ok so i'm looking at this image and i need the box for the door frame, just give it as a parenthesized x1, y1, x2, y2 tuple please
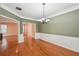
(0, 14, 19, 41)
(22, 22, 36, 38)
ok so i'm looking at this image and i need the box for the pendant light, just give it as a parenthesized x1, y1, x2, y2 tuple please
(38, 3, 50, 24)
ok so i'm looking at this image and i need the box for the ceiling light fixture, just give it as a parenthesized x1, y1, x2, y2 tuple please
(38, 3, 50, 24)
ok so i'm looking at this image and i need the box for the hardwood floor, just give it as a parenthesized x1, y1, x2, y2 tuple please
(0, 36, 79, 56)
(37, 39, 79, 56)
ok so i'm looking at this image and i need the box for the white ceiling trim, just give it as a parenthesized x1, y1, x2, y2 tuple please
(0, 14, 19, 23)
(1, 4, 38, 21)
(46, 5, 79, 19)
(1, 4, 79, 21)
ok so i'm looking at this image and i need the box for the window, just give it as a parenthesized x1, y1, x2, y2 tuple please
(0, 24, 7, 36)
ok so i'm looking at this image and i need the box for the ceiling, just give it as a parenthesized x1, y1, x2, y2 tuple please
(1, 3, 79, 21)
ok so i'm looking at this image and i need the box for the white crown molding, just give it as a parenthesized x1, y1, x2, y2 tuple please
(46, 5, 79, 19)
(0, 14, 19, 23)
(0, 4, 38, 21)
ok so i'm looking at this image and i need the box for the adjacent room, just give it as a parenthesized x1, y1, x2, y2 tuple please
(0, 3, 79, 56)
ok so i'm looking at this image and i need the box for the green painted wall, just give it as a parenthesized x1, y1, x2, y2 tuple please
(0, 7, 20, 20)
(39, 9, 79, 37)
(1, 6, 79, 37)
(0, 7, 40, 33)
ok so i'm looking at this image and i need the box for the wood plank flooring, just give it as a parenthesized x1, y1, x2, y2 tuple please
(0, 36, 79, 56)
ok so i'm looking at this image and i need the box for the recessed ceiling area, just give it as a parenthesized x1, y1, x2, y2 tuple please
(0, 3, 79, 21)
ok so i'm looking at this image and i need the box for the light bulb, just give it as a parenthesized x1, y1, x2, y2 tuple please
(45, 19, 50, 22)
(38, 19, 42, 22)
(41, 18, 45, 21)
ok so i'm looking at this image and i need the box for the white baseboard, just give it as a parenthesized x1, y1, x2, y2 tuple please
(35, 33, 79, 52)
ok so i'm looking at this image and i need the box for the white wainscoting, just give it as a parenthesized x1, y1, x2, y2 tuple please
(16, 33, 79, 52)
(35, 33, 79, 52)
(35, 33, 40, 39)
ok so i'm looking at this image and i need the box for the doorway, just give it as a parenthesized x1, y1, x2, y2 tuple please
(23, 22, 36, 47)
(0, 15, 19, 47)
